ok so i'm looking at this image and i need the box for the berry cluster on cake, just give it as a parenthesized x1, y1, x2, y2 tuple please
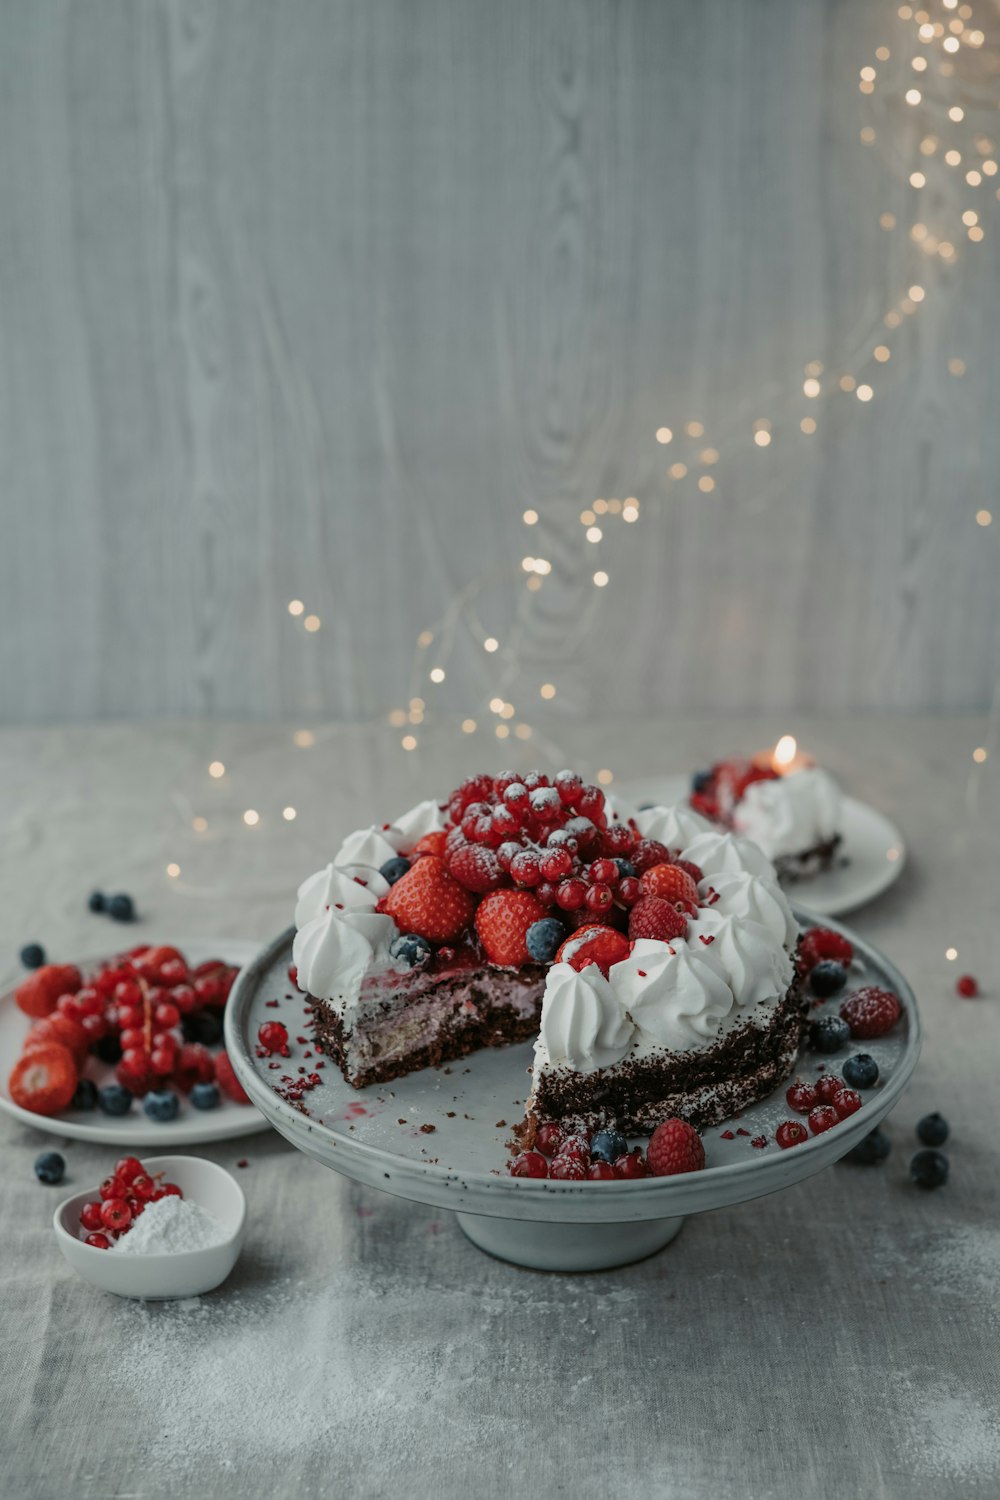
(292, 771, 808, 1136)
(689, 752, 843, 880)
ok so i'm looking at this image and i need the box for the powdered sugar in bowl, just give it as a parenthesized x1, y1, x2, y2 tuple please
(54, 1155, 246, 1300)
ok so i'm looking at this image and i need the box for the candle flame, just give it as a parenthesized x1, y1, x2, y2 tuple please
(773, 735, 798, 770)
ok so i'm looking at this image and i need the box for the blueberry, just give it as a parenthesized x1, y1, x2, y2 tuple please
(591, 1127, 628, 1164)
(691, 770, 713, 794)
(843, 1053, 879, 1090)
(98, 1082, 133, 1116)
(810, 1015, 850, 1054)
(379, 856, 411, 886)
(910, 1148, 949, 1189)
(190, 1081, 221, 1111)
(810, 960, 848, 998)
(71, 1078, 99, 1111)
(19, 943, 46, 970)
(917, 1111, 949, 1147)
(107, 893, 136, 923)
(88, 890, 106, 913)
(181, 1010, 223, 1046)
(845, 1127, 891, 1165)
(525, 918, 566, 964)
(143, 1090, 180, 1123)
(93, 1033, 123, 1065)
(34, 1151, 65, 1185)
(613, 859, 637, 879)
(389, 934, 432, 971)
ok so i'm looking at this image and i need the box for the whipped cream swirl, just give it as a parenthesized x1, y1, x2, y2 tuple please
(610, 939, 735, 1050)
(294, 862, 389, 930)
(635, 803, 713, 850)
(700, 869, 798, 950)
(678, 828, 775, 881)
(389, 799, 447, 852)
(733, 767, 842, 861)
(537, 962, 636, 1070)
(687, 908, 793, 1013)
(292, 908, 396, 1008)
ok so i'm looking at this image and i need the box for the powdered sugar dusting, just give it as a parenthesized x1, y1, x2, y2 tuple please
(113, 1195, 227, 1255)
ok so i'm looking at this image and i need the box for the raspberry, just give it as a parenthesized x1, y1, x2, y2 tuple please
(808, 1104, 839, 1135)
(613, 1149, 649, 1179)
(630, 840, 672, 875)
(555, 925, 630, 978)
(8, 1044, 78, 1116)
(533, 1122, 564, 1157)
(639, 864, 700, 911)
(839, 987, 902, 1039)
(214, 1050, 252, 1104)
(956, 974, 979, 998)
(382, 855, 477, 943)
(509, 1152, 548, 1179)
(775, 1120, 809, 1149)
(587, 1161, 617, 1180)
(814, 1074, 844, 1104)
(786, 1081, 817, 1113)
(475, 889, 547, 966)
(647, 1119, 705, 1176)
(628, 896, 688, 943)
(448, 843, 506, 894)
(14, 964, 83, 1020)
(833, 1087, 863, 1120)
(549, 1155, 586, 1180)
(798, 927, 854, 972)
(674, 860, 703, 884)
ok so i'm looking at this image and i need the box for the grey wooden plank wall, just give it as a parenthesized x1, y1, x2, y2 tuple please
(0, 0, 997, 727)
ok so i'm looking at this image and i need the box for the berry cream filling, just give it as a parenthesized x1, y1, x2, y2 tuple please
(731, 766, 842, 862)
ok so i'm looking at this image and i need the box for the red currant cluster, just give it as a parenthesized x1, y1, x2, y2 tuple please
(780, 1073, 862, 1143)
(78, 1155, 183, 1249)
(509, 1122, 651, 1181)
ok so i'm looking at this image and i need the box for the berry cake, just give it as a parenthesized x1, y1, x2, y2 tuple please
(292, 772, 808, 1136)
(689, 755, 842, 880)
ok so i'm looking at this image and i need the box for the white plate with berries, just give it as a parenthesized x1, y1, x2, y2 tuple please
(617, 775, 906, 917)
(224, 911, 920, 1271)
(0, 940, 270, 1146)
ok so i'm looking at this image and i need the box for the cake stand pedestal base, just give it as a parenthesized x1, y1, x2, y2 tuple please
(455, 1212, 686, 1272)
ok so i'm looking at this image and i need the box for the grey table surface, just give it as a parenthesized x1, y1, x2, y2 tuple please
(1, 715, 998, 1500)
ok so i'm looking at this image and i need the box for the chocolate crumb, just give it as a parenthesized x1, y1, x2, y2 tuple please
(495, 1120, 507, 1128)
(419, 1123, 436, 1134)
(446, 1111, 456, 1118)
(397, 1118, 407, 1125)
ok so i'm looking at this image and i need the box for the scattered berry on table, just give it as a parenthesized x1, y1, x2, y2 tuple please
(143, 1090, 180, 1123)
(956, 974, 979, 999)
(379, 856, 411, 886)
(845, 1127, 891, 1165)
(107, 893, 136, 923)
(807, 1105, 840, 1135)
(843, 1053, 879, 1090)
(190, 1081, 221, 1111)
(509, 1151, 549, 1178)
(526, 918, 568, 964)
(810, 1016, 850, 1054)
(916, 1112, 949, 1147)
(88, 891, 106, 913)
(19, 943, 46, 970)
(590, 1127, 628, 1164)
(814, 1074, 845, 1104)
(647, 1118, 706, 1176)
(840, 987, 902, 1039)
(34, 1151, 65, 1185)
(97, 1083, 133, 1116)
(798, 927, 854, 972)
(71, 1078, 99, 1111)
(809, 960, 848, 998)
(786, 1081, 818, 1113)
(910, 1149, 949, 1189)
(775, 1120, 809, 1149)
(832, 1087, 863, 1120)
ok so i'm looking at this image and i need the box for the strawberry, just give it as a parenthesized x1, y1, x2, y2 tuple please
(647, 1118, 705, 1176)
(411, 830, 448, 859)
(475, 890, 546, 966)
(214, 1050, 252, 1104)
(839, 987, 902, 1039)
(447, 843, 507, 894)
(628, 897, 688, 943)
(8, 1043, 78, 1116)
(630, 840, 673, 874)
(555, 924, 631, 978)
(383, 855, 476, 943)
(15, 964, 82, 1020)
(24, 1013, 89, 1066)
(639, 864, 700, 912)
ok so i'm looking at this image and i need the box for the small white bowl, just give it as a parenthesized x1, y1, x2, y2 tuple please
(54, 1154, 246, 1300)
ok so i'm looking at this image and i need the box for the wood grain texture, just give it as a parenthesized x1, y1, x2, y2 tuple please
(0, 0, 998, 725)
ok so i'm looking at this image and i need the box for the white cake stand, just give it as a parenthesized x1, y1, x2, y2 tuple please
(224, 909, 919, 1271)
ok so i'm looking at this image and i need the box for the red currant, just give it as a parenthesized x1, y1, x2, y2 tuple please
(55, 994, 82, 1019)
(589, 859, 619, 887)
(613, 1149, 649, 1179)
(496, 841, 522, 873)
(833, 1087, 862, 1119)
(554, 770, 583, 805)
(194, 975, 222, 1006)
(535, 882, 557, 907)
(114, 979, 142, 1007)
(120, 1027, 145, 1051)
(491, 805, 521, 839)
(785, 1081, 818, 1113)
(587, 1161, 617, 1180)
(509, 1152, 548, 1179)
(585, 882, 613, 913)
(170, 983, 197, 1014)
(534, 1122, 564, 1157)
(150, 1047, 175, 1076)
(258, 1021, 289, 1055)
(600, 825, 635, 856)
(540, 848, 573, 881)
(159, 1181, 183, 1198)
(115, 1156, 144, 1184)
(85, 1233, 112, 1250)
(808, 1105, 840, 1135)
(510, 850, 542, 887)
(80, 1013, 109, 1042)
(131, 1174, 157, 1201)
(503, 782, 530, 813)
(80, 1202, 104, 1232)
(159, 959, 188, 985)
(556, 878, 588, 911)
(814, 1074, 844, 1105)
(100, 1197, 132, 1232)
(117, 1005, 144, 1032)
(559, 1134, 591, 1162)
(775, 1120, 809, 1149)
(154, 1001, 180, 1031)
(521, 772, 549, 791)
(549, 1155, 586, 1180)
(576, 785, 605, 822)
(99, 1175, 126, 1201)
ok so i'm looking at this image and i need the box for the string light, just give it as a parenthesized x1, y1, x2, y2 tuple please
(593, 571, 609, 587)
(803, 378, 821, 397)
(417, 630, 434, 648)
(429, 667, 446, 683)
(166, 863, 181, 879)
(874, 345, 891, 361)
(800, 417, 817, 434)
(539, 684, 557, 700)
(401, 735, 417, 752)
(656, 427, 673, 444)
(946, 947, 959, 961)
(243, 810, 260, 827)
(192, 817, 208, 833)
(483, 637, 499, 652)
(208, 761, 225, 779)
(461, 719, 477, 734)
(283, 806, 297, 821)
(698, 475, 716, 492)
(596, 769, 614, 786)
(287, 600, 304, 616)
(685, 421, 704, 437)
(522, 509, 538, 526)
(948, 358, 966, 375)
(857, 384, 874, 401)
(293, 730, 315, 748)
(973, 747, 988, 763)
(586, 526, 603, 543)
(303, 614, 321, 633)
(976, 510, 992, 526)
